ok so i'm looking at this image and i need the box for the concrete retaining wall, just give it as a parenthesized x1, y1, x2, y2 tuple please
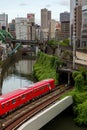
(18, 96, 73, 130)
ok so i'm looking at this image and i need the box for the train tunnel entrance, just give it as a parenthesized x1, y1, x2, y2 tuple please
(58, 69, 74, 86)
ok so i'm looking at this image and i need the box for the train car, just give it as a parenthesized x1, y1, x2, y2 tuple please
(0, 78, 55, 116)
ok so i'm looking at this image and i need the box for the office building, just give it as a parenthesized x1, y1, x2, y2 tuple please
(60, 12, 70, 40)
(41, 8, 51, 41)
(41, 8, 51, 29)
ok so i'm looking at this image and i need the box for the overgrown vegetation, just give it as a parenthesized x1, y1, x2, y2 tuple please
(33, 52, 63, 85)
(64, 68, 87, 126)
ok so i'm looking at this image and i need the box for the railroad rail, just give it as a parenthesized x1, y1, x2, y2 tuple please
(0, 85, 73, 130)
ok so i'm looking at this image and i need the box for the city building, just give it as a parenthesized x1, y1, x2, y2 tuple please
(74, 5, 82, 47)
(70, 0, 87, 46)
(35, 24, 41, 41)
(27, 13, 35, 40)
(9, 19, 16, 38)
(27, 13, 35, 23)
(41, 8, 51, 29)
(41, 8, 51, 41)
(60, 12, 70, 40)
(81, 5, 87, 48)
(60, 12, 70, 22)
(15, 14, 36, 40)
(0, 13, 8, 30)
(15, 17, 28, 40)
(55, 22, 62, 41)
(50, 19, 56, 39)
(70, 0, 82, 45)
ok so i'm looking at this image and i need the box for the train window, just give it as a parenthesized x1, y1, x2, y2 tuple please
(34, 89, 37, 92)
(2, 104, 4, 109)
(30, 92, 32, 94)
(48, 83, 50, 87)
(41, 87, 44, 90)
(17, 97, 21, 101)
(22, 95, 25, 99)
(12, 99, 16, 104)
(6, 102, 10, 106)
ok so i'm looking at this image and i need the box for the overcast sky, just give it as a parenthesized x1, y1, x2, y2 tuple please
(0, 0, 70, 24)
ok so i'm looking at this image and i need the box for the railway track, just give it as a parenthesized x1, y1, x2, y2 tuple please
(0, 85, 73, 130)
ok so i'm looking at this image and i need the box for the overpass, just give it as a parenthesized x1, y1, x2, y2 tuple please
(18, 96, 73, 130)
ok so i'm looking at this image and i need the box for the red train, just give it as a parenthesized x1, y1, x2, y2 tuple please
(0, 79, 55, 116)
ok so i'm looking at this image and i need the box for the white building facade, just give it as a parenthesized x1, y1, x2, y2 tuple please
(15, 18, 28, 40)
(15, 14, 36, 40)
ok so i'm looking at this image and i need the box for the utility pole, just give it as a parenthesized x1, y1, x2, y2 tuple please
(73, 35, 76, 69)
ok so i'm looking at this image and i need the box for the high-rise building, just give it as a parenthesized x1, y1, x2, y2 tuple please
(0, 13, 8, 30)
(81, 5, 87, 48)
(41, 8, 51, 29)
(70, 0, 87, 46)
(70, 0, 82, 45)
(74, 5, 82, 47)
(60, 12, 70, 40)
(60, 12, 70, 22)
(41, 8, 51, 41)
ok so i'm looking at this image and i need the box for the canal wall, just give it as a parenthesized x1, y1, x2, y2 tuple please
(18, 96, 73, 130)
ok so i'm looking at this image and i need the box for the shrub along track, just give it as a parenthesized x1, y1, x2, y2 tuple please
(0, 85, 73, 130)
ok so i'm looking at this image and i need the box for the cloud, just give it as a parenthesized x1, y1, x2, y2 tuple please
(52, 0, 70, 7)
(45, 4, 51, 8)
(19, 3, 27, 6)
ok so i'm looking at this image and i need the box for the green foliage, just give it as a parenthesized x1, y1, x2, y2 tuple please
(72, 68, 87, 91)
(74, 100, 87, 125)
(33, 52, 62, 84)
(72, 71, 80, 79)
(74, 74, 84, 92)
(59, 39, 69, 46)
(65, 89, 87, 125)
(48, 40, 58, 45)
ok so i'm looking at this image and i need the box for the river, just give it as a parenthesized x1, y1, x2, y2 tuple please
(1, 59, 35, 94)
